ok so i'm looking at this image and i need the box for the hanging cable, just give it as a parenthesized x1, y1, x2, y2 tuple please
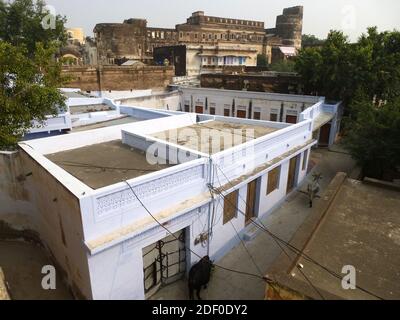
(124, 180, 267, 283)
(213, 163, 385, 300)
(212, 166, 325, 300)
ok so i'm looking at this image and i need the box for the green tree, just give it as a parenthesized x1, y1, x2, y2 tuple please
(295, 28, 400, 105)
(0, 0, 67, 55)
(295, 30, 359, 103)
(269, 60, 296, 73)
(296, 27, 400, 180)
(301, 34, 325, 48)
(343, 93, 400, 180)
(256, 54, 268, 67)
(357, 27, 400, 102)
(0, 0, 67, 149)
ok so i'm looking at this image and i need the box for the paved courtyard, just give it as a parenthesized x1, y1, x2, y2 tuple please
(151, 145, 357, 300)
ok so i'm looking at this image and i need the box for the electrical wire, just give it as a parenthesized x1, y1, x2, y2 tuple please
(212, 191, 284, 300)
(124, 180, 267, 283)
(211, 171, 325, 300)
(213, 163, 385, 300)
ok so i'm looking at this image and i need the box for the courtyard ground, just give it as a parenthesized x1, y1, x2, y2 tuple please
(151, 145, 357, 300)
(0, 241, 73, 300)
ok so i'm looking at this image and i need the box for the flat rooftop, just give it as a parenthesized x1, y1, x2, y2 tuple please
(46, 140, 173, 189)
(63, 91, 89, 98)
(267, 173, 400, 300)
(71, 115, 141, 132)
(150, 120, 279, 154)
(69, 103, 113, 115)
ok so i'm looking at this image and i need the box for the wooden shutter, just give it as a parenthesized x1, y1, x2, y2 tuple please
(223, 190, 238, 225)
(270, 114, 278, 122)
(267, 166, 280, 195)
(237, 110, 247, 118)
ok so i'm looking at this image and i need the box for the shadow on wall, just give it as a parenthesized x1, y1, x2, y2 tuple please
(0, 221, 75, 300)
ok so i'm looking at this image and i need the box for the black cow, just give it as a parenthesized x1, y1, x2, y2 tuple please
(188, 256, 213, 300)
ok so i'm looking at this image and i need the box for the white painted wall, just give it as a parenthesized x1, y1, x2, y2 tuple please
(180, 86, 323, 123)
(11, 97, 327, 300)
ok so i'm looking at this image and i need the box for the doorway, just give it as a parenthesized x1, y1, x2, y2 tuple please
(195, 106, 204, 114)
(142, 229, 187, 298)
(319, 123, 331, 146)
(285, 115, 298, 124)
(237, 110, 247, 119)
(286, 155, 300, 194)
(245, 179, 258, 225)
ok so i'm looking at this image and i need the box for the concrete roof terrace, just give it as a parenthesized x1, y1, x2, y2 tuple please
(46, 140, 174, 189)
(69, 103, 113, 115)
(150, 120, 279, 154)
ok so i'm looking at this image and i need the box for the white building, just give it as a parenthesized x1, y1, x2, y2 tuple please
(26, 89, 146, 139)
(186, 45, 258, 76)
(122, 87, 342, 148)
(0, 90, 341, 300)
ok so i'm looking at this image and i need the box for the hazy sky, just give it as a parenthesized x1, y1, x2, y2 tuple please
(46, 0, 400, 41)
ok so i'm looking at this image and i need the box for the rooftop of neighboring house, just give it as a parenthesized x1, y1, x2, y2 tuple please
(46, 140, 174, 189)
(62, 90, 92, 99)
(265, 173, 400, 300)
(70, 115, 141, 132)
(69, 103, 114, 115)
(150, 120, 280, 154)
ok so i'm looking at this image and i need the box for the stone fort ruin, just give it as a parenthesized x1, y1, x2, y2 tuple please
(94, 6, 304, 65)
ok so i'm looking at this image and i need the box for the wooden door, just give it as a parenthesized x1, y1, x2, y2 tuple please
(270, 113, 278, 122)
(286, 115, 297, 124)
(195, 106, 204, 114)
(245, 180, 258, 225)
(237, 110, 247, 118)
(319, 123, 331, 146)
(286, 156, 299, 194)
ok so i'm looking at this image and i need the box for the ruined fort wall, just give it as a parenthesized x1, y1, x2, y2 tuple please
(275, 6, 303, 49)
(62, 66, 174, 91)
(94, 7, 303, 64)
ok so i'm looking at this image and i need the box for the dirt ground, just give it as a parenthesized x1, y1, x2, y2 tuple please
(0, 241, 73, 300)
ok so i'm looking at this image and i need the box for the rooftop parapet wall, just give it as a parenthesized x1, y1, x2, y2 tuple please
(179, 86, 323, 105)
(184, 11, 265, 30)
(62, 66, 174, 91)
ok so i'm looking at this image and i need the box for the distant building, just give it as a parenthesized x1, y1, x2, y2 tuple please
(94, 6, 304, 67)
(67, 28, 85, 45)
(83, 37, 98, 66)
(154, 44, 258, 77)
(176, 87, 341, 148)
(59, 28, 86, 65)
(94, 19, 178, 64)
